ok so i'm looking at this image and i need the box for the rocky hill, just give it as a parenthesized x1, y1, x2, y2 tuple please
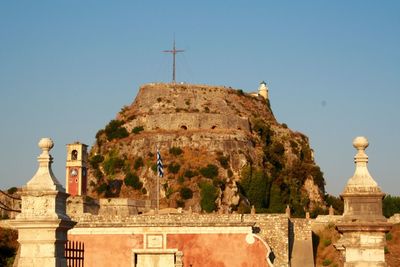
(88, 83, 326, 215)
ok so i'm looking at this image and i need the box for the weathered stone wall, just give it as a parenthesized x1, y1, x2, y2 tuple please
(126, 113, 250, 132)
(239, 214, 290, 266)
(67, 196, 99, 216)
(291, 218, 312, 241)
(125, 83, 275, 123)
(69, 212, 290, 266)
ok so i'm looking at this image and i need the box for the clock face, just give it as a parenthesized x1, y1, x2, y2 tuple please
(70, 168, 78, 177)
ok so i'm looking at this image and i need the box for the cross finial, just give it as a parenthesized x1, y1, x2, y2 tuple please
(163, 38, 184, 83)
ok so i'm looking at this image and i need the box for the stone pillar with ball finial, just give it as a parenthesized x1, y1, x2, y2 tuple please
(11, 138, 76, 267)
(335, 136, 391, 266)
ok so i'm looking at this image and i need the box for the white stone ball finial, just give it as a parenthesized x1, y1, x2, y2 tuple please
(353, 136, 369, 164)
(26, 137, 64, 192)
(38, 137, 54, 153)
(343, 136, 379, 192)
(353, 136, 368, 151)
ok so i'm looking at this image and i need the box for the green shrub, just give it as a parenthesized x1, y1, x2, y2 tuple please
(169, 146, 183, 156)
(322, 259, 332, 266)
(227, 169, 233, 178)
(240, 166, 269, 209)
(180, 187, 193, 200)
(166, 187, 174, 199)
(134, 157, 144, 170)
(200, 164, 218, 179)
(104, 120, 129, 141)
(103, 156, 125, 175)
(325, 194, 344, 214)
(132, 126, 144, 134)
(168, 162, 181, 174)
(151, 163, 158, 173)
(383, 195, 400, 218)
(217, 156, 229, 169)
(105, 179, 123, 197)
(7, 187, 18, 195)
(384, 246, 389, 254)
(386, 232, 393, 241)
(89, 154, 104, 169)
(184, 169, 198, 178)
(200, 182, 218, 212)
(178, 176, 185, 184)
(94, 169, 104, 181)
(124, 172, 142, 190)
(272, 142, 285, 155)
(212, 178, 224, 187)
(176, 199, 185, 208)
(95, 130, 105, 147)
(96, 183, 107, 194)
(268, 182, 286, 213)
(323, 239, 332, 247)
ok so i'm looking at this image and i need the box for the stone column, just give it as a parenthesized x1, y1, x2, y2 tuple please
(335, 137, 391, 267)
(11, 138, 76, 267)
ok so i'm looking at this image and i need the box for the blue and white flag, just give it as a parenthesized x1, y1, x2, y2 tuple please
(157, 149, 164, 178)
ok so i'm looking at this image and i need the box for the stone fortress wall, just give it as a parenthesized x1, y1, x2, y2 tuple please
(126, 113, 250, 133)
(120, 82, 274, 136)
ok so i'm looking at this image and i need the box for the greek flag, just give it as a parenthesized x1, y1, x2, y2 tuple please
(157, 149, 164, 178)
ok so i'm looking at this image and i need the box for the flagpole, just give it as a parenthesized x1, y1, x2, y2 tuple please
(156, 146, 159, 215)
(156, 146, 163, 215)
(157, 167, 159, 215)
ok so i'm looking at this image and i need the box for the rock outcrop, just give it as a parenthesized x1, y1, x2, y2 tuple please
(87, 83, 326, 215)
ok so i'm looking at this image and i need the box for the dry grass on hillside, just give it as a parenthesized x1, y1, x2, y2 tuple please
(385, 223, 400, 267)
(314, 223, 343, 267)
(314, 222, 400, 267)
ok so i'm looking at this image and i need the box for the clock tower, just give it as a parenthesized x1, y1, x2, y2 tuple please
(66, 142, 88, 196)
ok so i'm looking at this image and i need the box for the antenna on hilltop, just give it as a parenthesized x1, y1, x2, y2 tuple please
(163, 37, 184, 83)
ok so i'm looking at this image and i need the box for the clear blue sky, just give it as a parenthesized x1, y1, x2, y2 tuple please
(0, 1, 399, 196)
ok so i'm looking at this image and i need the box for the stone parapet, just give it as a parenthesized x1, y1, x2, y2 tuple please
(70, 212, 290, 266)
(99, 198, 141, 216)
(67, 196, 99, 216)
(291, 218, 312, 241)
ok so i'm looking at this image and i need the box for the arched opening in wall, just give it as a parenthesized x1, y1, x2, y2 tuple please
(211, 125, 217, 130)
(71, 150, 78, 160)
(181, 125, 188, 130)
(237, 127, 242, 130)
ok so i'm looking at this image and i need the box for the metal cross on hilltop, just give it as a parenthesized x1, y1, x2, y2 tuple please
(163, 38, 184, 83)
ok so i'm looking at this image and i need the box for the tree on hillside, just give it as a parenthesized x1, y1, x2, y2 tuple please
(383, 195, 400, 218)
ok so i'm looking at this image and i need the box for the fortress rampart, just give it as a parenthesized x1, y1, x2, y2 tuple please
(126, 113, 250, 132)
